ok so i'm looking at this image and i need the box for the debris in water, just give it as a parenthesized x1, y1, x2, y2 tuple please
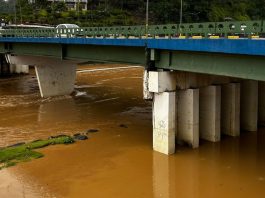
(119, 124, 128, 128)
(87, 129, 99, 133)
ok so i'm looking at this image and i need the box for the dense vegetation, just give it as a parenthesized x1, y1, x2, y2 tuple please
(0, 0, 265, 26)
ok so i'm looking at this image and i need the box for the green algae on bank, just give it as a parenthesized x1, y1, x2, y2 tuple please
(0, 136, 75, 170)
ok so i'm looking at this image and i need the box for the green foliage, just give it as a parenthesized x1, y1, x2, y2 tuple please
(0, 0, 264, 26)
(0, 136, 74, 170)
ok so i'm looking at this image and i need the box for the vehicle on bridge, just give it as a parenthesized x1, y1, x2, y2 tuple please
(55, 24, 82, 38)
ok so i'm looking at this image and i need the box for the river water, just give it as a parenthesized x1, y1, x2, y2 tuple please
(0, 64, 264, 198)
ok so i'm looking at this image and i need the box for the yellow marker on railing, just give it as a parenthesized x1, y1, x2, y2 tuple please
(251, 36, 260, 39)
(209, 36, 220, 39)
(179, 36, 186, 39)
(192, 36, 203, 39)
(228, 36, 240, 39)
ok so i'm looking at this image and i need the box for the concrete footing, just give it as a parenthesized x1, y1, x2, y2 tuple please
(199, 86, 221, 142)
(258, 82, 265, 126)
(221, 83, 240, 136)
(153, 92, 176, 155)
(176, 89, 199, 148)
(241, 80, 258, 131)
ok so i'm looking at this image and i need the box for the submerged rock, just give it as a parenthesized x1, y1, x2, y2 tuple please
(119, 124, 128, 128)
(73, 134, 88, 141)
(87, 129, 99, 133)
(49, 134, 68, 139)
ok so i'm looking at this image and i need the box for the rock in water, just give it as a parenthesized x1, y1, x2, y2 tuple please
(73, 134, 88, 141)
(119, 124, 128, 128)
(87, 129, 99, 133)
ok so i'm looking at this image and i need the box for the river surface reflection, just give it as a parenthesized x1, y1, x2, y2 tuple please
(0, 64, 264, 198)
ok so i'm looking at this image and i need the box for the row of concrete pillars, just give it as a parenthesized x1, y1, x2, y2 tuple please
(146, 71, 265, 155)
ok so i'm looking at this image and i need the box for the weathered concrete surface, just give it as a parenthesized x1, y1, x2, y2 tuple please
(35, 64, 76, 98)
(221, 83, 240, 136)
(176, 89, 199, 148)
(148, 71, 177, 93)
(241, 80, 258, 132)
(153, 92, 176, 155)
(143, 70, 154, 100)
(199, 86, 221, 142)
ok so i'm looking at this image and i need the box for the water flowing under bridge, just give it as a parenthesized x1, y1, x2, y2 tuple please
(0, 20, 264, 155)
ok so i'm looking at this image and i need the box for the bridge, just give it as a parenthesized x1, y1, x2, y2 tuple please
(0, 20, 264, 155)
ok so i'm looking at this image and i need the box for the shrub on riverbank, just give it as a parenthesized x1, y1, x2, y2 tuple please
(0, 136, 74, 170)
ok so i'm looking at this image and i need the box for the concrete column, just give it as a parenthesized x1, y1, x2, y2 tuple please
(10, 64, 29, 74)
(221, 83, 240, 136)
(153, 92, 176, 155)
(35, 64, 76, 98)
(199, 86, 221, 142)
(241, 80, 258, 131)
(258, 82, 265, 126)
(176, 89, 199, 148)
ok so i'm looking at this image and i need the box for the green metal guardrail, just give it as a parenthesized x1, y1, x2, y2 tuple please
(0, 21, 264, 39)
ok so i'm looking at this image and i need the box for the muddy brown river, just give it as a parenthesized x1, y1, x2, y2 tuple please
(0, 64, 264, 198)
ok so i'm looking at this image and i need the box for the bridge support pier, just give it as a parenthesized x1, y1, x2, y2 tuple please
(176, 89, 199, 148)
(221, 83, 240, 136)
(7, 55, 77, 98)
(259, 82, 265, 126)
(35, 64, 76, 98)
(150, 71, 176, 155)
(199, 86, 221, 142)
(240, 80, 258, 132)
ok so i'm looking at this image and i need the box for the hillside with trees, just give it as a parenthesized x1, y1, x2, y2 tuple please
(0, 0, 265, 26)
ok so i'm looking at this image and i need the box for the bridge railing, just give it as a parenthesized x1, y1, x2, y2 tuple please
(1, 20, 265, 39)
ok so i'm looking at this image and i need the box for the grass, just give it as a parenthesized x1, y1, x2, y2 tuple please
(0, 136, 74, 170)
